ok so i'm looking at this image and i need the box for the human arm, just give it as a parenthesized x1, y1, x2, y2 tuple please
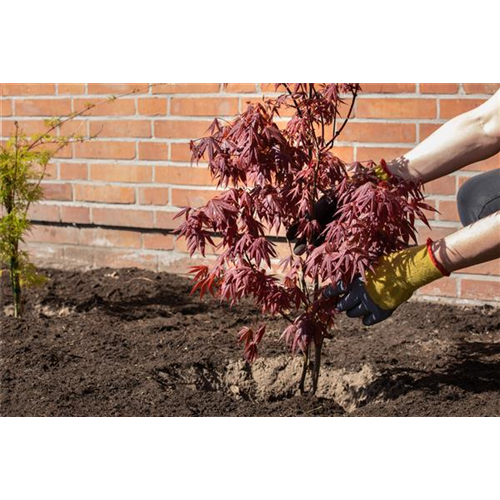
(386, 90, 500, 183)
(327, 210, 500, 325)
(432, 211, 500, 273)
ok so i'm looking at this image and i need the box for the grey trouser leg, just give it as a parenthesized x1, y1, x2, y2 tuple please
(457, 169, 500, 226)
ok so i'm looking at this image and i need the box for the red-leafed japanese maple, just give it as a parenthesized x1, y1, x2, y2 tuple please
(176, 84, 431, 393)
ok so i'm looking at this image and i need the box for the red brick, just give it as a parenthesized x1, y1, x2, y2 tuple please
(457, 175, 472, 189)
(171, 142, 193, 162)
(440, 99, 486, 119)
(171, 188, 217, 208)
(461, 279, 500, 301)
(28, 203, 60, 222)
(171, 97, 238, 116)
(152, 83, 220, 94)
(0, 99, 12, 116)
(142, 233, 174, 250)
(436, 200, 460, 222)
(75, 184, 135, 204)
(155, 166, 213, 185)
(90, 164, 152, 183)
(32, 161, 57, 179)
(420, 83, 459, 94)
(424, 177, 456, 196)
(26, 242, 66, 266)
(42, 182, 73, 201)
(421, 199, 437, 220)
(423, 208, 442, 226)
(455, 259, 500, 276)
(28, 225, 80, 245)
(356, 147, 410, 162)
(90, 120, 151, 138)
(58, 119, 87, 137)
(154, 120, 212, 139)
(463, 83, 500, 95)
(1, 83, 55, 96)
(60, 162, 88, 180)
(60, 206, 90, 224)
(416, 225, 456, 245)
(338, 122, 416, 144)
(419, 123, 441, 140)
(139, 187, 169, 205)
(58, 83, 86, 94)
(74, 141, 136, 160)
(418, 277, 457, 297)
(0, 119, 50, 137)
(16, 98, 72, 116)
(158, 255, 209, 273)
(155, 211, 179, 230)
(138, 97, 168, 116)
(260, 84, 280, 93)
(461, 153, 499, 172)
(79, 227, 142, 248)
(88, 83, 145, 94)
(359, 83, 416, 94)
(274, 119, 291, 132)
(138, 142, 168, 160)
(63, 246, 95, 267)
(356, 98, 436, 119)
(49, 142, 73, 159)
(93, 207, 154, 228)
(224, 83, 257, 93)
(95, 248, 158, 270)
(74, 98, 136, 116)
(329, 147, 354, 163)
(173, 237, 190, 253)
(174, 234, 222, 256)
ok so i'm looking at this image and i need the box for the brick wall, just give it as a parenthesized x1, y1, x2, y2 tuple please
(1, 83, 499, 305)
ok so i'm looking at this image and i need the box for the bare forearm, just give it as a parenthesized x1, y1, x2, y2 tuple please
(432, 212, 500, 273)
(387, 91, 500, 183)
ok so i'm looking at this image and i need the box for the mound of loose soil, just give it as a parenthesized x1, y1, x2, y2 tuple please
(1, 268, 499, 416)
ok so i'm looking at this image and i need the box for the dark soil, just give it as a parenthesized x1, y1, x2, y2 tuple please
(1, 268, 500, 416)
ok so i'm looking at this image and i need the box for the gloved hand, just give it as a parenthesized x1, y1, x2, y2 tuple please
(325, 239, 449, 326)
(372, 159, 392, 181)
(286, 194, 338, 255)
(286, 161, 392, 255)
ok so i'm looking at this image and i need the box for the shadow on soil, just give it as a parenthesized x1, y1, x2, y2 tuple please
(370, 340, 500, 403)
(39, 270, 210, 319)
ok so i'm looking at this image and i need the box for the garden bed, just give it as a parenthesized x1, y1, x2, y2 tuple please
(1, 268, 499, 416)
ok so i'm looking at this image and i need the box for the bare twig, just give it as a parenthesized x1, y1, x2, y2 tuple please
(325, 88, 358, 150)
(26, 83, 154, 152)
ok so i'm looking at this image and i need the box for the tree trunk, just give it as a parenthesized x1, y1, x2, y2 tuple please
(299, 345, 310, 395)
(311, 337, 324, 394)
(10, 256, 22, 318)
(299, 338, 324, 395)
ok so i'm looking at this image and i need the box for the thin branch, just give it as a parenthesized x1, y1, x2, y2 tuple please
(283, 83, 303, 118)
(325, 88, 358, 150)
(26, 83, 156, 152)
(312, 85, 325, 147)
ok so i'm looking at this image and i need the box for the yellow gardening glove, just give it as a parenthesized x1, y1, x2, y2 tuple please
(372, 159, 392, 181)
(326, 239, 449, 325)
(346, 159, 392, 181)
